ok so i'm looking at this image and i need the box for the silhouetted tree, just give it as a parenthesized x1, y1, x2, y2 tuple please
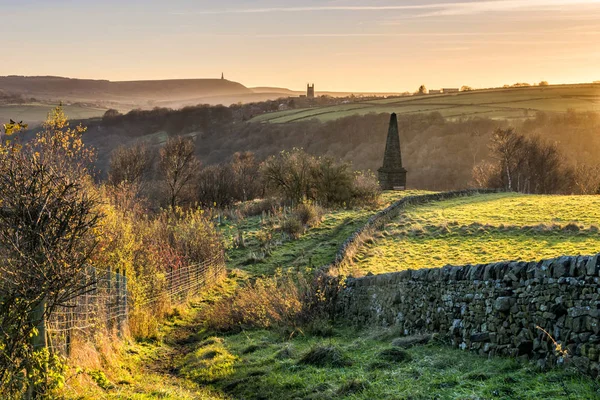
(158, 136, 200, 208)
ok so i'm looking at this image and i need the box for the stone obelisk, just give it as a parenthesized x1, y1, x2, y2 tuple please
(378, 113, 407, 190)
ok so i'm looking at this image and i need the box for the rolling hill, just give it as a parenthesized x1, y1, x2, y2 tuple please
(251, 84, 600, 123)
(0, 75, 252, 103)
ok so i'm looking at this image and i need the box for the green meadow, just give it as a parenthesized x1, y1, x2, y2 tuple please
(354, 192, 600, 275)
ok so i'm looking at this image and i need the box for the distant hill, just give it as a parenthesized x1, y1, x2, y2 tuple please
(250, 87, 301, 95)
(0, 75, 252, 105)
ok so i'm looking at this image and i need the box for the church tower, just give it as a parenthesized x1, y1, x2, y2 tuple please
(307, 83, 315, 99)
(378, 113, 407, 190)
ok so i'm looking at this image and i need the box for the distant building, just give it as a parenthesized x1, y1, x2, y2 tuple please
(307, 83, 315, 99)
(378, 113, 407, 191)
(429, 89, 442, 94)
(443, 88, 459, 94)
(221, 72, 224, 80)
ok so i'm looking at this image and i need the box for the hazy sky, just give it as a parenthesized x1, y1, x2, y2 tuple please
(2, 0, 600, 92)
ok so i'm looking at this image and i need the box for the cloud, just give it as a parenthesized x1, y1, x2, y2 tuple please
(171, 0, 600, 16)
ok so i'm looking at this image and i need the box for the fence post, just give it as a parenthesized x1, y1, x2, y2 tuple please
(107, 267, 112, 330)
(122, 269, 128, 332)
(116, 268, 121, 334)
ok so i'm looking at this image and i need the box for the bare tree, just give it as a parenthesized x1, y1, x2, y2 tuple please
(158, 136, 200, 209)
(481, 128, 573, 194)
(197, 164, 236, 207)
(489, 128, 526, 191)
(231, 151, 261, 201)
(108, 142, 153, 187)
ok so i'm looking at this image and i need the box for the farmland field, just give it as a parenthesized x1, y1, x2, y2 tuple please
(353, 192, 600, 275)
(0, 103, 107, 126)
(251, 84, 600, 123)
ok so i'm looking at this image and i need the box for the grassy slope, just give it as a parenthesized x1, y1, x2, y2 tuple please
(220, 191, 428, 276)
(354, 192, 600, 275)
(251, 84, 600, 123)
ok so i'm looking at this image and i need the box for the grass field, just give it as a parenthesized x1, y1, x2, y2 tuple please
(353, 192, 600, 275)
(0, 103, 107, 126)
(251, 84, 600, 123)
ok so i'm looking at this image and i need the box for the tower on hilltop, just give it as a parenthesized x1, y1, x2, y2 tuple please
(307, 83, 315, 99)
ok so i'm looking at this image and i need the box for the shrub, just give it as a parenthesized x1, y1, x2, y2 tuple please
(351, 171, 381, 207)
(262, 148, 381, 207)
(204, 271, 341, 334)
(204, 272, 305, 332)
(235, 197, 281, 217)
(281, 216, 305, 239)
(294, 203, 323, 228)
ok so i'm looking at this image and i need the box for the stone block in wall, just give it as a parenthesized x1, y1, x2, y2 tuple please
(552, 256, 572, 278)
(494, 296, 515, 312)
(586, 254, 600, 276)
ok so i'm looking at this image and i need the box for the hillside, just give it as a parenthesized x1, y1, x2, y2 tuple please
(353, 192, 600, 275)
(251, 84, 600, 123)
(0, 76, 252, 102)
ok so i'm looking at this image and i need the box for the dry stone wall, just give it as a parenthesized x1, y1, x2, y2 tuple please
(336, 255, 600, 375)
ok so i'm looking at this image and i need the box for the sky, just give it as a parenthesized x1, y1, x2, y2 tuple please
(2, 0, 600, 92)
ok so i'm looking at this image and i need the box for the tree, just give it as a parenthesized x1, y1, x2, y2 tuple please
(489, 128, 526, 191)
(158, 136, 200, 209)
(102, 109, 121, 121)
(477, 128, 573, 194)
(261, 149, 315, 204)
(0, 107, 101, 398)
(197, 164, 236, 207)
(539, 80, 549, 86)
(231, 151, 261, 201)
(108, 142, 153, 187)
(461, 85, 473, 92)
(418, 85, 427, 95)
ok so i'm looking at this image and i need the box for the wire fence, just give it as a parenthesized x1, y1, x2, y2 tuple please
(46, 255, 225, 356)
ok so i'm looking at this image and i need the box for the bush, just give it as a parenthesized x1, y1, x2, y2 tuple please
(294, 203, 323, 228)
(204, 271, 340, 334)
(351, 171, 381, 207)
(204, 272, 305, 332)
(281, 216, 305, 239)
(262, 149, 381, 207)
